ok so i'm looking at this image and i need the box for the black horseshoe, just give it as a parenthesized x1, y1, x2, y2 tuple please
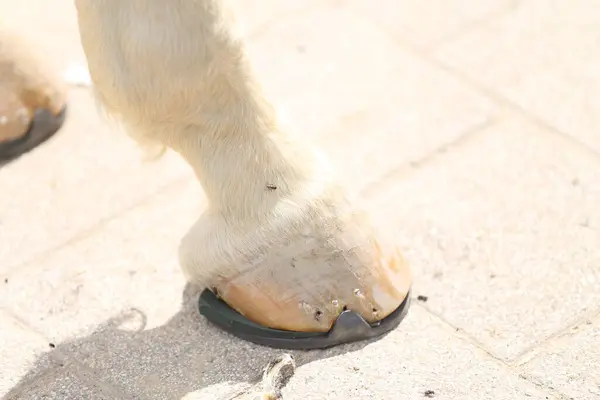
(198, 288, 411, 350)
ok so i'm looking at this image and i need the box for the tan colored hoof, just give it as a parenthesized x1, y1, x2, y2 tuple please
(210, 211, 412, 334)
(0, 28, 67, 159)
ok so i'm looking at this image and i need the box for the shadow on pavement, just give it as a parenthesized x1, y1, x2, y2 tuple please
(5, 283, 379, 399)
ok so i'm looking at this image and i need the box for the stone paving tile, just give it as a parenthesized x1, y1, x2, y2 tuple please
(227, 0, 318, 37)
(0, 179, 202, 342)
(0, 310, 61, 398)
(520, 312, 600, 400)
(246, 6, 496, 192)
(280, 306, 557, 400)
(434, 0, 600, 154)
(5, 365, 128, 400)
(335, 0, 517, 49)
(0, 89, 191, 273)
(365, 117, 600, 361)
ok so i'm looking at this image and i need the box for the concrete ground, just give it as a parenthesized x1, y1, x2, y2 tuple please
(1, 0, 599, 399)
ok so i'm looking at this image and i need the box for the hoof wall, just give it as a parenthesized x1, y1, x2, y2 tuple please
(198, 288, 411, 350)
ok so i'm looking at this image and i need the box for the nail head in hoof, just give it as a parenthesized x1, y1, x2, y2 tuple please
(198, 288, 411, 350)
